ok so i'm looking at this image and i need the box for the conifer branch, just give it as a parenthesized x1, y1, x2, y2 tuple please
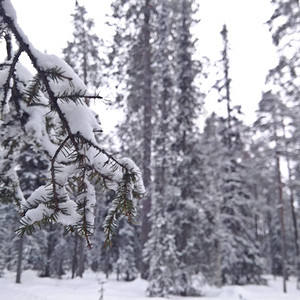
(0, 1, 144, 247)
(1, 47, 22, 111)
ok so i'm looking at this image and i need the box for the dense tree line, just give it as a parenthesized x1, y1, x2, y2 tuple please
(1, 0, 300, 297)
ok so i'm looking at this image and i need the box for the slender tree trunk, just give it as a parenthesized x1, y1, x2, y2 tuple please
(78, 236, 85, 278)
(275, 148, 287, 293)
(72, 234, 78, 279)
(252, 184, 260, 242)
(15, 236, 23, 284)
(43, 227, 53, 277)
(215, 239, 222, 287)
(57, 257, 64, 279)
(140, 0, 152, 278)
(221, 25, 232, 150)
(266, 195, 276, 275)
(214, 182, 222, 288)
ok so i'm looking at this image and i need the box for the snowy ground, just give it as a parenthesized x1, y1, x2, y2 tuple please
(1, 270, 299, 300)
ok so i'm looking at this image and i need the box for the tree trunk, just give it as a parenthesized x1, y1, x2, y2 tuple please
(282, 120, 300, 288)
(140, 0, 152, 279)
(78, 236, 85, 278)
(266, 196, 276, 275)
(72, 234, 78, 279)
(15, 236, 23, 284)
(275, 150, 287, 293)
(215, 239, 222, 287)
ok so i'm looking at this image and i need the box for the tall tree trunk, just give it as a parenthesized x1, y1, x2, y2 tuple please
(78, 236, 85, 278)
(15, 236, 23, 284)
(215, 225, 222, 287)
(266, 195, 276, 275)
(72, 234, 78, 279)
(221, 25, 232, 149)
(274, 136, 287, 293)
(140, 0, 152, 278)
(43, 226, 53, 277)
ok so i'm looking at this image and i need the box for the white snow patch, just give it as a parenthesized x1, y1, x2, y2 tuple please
(1, 271, 300, 300)
(57, 100, 102, 144)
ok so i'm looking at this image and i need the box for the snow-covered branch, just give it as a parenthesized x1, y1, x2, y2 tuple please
(0, 0, 145, 246)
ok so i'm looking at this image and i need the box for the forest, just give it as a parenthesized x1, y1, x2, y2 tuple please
(0, 0, 300, 298)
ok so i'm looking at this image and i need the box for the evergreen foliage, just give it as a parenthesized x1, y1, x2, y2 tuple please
(2, 0, 300, 295)
(0, 0, 144, 249)
(62, 1, 105, 92)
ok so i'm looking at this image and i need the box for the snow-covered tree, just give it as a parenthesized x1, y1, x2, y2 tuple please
(142, 1, 181, 296)
(114, 220, 138, 281)
(109, 0, 205, 292)
(168, 0, 204, 295)
(198, 25, 264, 286)
(108, 0, 154, 277)
(62, 1, 105, 94)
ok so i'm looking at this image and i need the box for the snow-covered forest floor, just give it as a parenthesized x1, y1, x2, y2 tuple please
(1, 270, 299, 300)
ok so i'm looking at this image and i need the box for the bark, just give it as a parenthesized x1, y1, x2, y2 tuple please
(71, 234, 78, 279)
(221, 25, 232, 149)
(275, 151, 287, 293)
(274, 122, 287, 293)
(266, 196, 276, 275)
(140, 0, 152, 278)
(78, 236, 85, 278)
(15, 236, 23, 284)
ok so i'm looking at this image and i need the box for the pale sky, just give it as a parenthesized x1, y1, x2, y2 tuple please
(8, 0, 278, 129)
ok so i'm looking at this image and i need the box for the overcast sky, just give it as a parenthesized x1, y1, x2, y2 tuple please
(9, 0, 278, 128)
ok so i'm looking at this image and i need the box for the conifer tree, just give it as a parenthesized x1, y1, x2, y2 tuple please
(169, 0, 204, 295)
(114, 219, 138, 281)
(142, 1, 182, 296)
(63, 1, 105, 95)
(108, 0, 153, 276)
(203, 25, 263, 286)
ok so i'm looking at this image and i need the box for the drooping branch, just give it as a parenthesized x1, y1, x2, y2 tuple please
(0, 0, 145, 245)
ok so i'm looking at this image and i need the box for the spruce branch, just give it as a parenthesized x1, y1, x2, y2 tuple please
(0, 1, 144, 248)
(76, 197, 94, 249)
(103, 171, 137, 246)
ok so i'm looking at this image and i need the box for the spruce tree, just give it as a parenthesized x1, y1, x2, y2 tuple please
(108, 0, 153, 277)
(169, 0, 204, 295)
(62, 1, 105, 94)
(203, 25, 264, 286)
(142, 1, 182, 296)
